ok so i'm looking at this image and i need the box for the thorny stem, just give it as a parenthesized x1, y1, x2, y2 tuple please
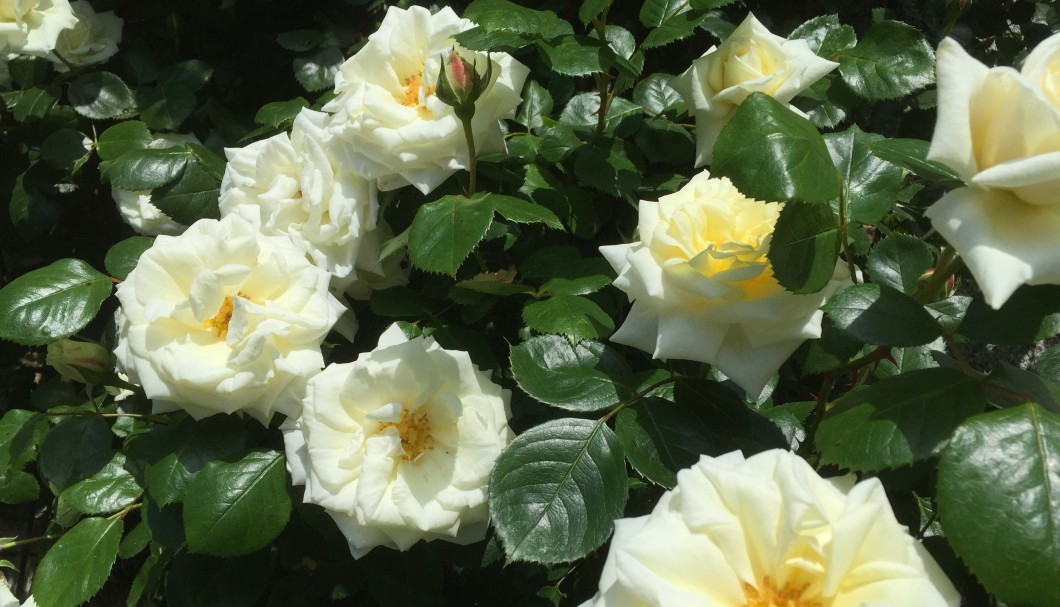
(592, 73, 613, 141)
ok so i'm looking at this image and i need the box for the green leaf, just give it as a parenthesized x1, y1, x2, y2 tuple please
(253, 97, 310, 128)
(1037, 343, 1060, 385)
(633, 73, 682, 114)
(143, 415, 250, 506)
(489, 418, 627, 563)
(638, 0, 687, 27)
(40, 128, 91, 173)
(578, 0, 612, 26)
(673, 378, 788, 453)
(768, 201, 840, 294)
(38, 416, 114, 492)
(713, 93, 840, 204)
(509, 335, 631, 412)
(0, 409, 47, 473)
(865, 233, 934, 295)
(66, 72, 136, 119)
(522, 294, 614, 342)
(101, 146, 189, 190)
(634, 117, 695, 164)
(794, 316, 866, 374)
(60, 453, 143, 515)
(104, 236, 154, 281)
(165, 551, 270, 607)
(0, 470, 39, 504)
(276, 30, 324, 52)
(0, 259, 113, 346)
(572, 137, 640, 197)
(158, 60, 213, 91)
(824, 283, 942, 346)
(537, 35, 606, 76)
(958, 285, 1060, 345)
(615, 397, 712, 488)
(453, 27, 535, 52)
(865, 138, 960, 183)
(490, 194, 563, 229)
(836, 19, 935, 100)
(817, 368, 986, 472)
(463, 0, 573, 40)
(789, 14, 857, 58)
(183, 450, 291, 557)
(138, 84, 197, 131)
(642, 9, 710, 49)
(31, 517, 123, 607)
(369, 285, 437, 317)
(408, 194, 495, 276)
(516, 80, 553, 131)
(539, 275, 612, 296)
(12, 85, 59, 121)
(937, 403, 1060, 607)
(10, 167, 61, 240)
(824, 125, 905, 224)
(294, 47, 344, 92)
(151, 158, 222, 225)
(96, 120, 153, 161)
(9, 55, 53, 88)
(796, 76, 858, 129)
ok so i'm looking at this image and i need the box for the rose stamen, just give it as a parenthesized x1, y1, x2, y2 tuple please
(742, 578, 822, 607)
(377, 408, 435, 461)
(402, 71, 434, 108)
(204, 291, 251, 337)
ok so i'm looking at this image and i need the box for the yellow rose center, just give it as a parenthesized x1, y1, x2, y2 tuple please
(742, 578, 821, 607)
(401, 71, 435, 108)
(0, 0, 19, 22)
(204, 291, 250, 338)
(377, 407, 435, 461)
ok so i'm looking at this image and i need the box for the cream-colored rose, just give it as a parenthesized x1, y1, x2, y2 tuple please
(282, 324, 513, 558)
(323, 5, 529, 194)
(49, 0, 121, 68)
(0, 0, 76, 55)
(114, 214, 345, 424)
(671, 13, 838, 166)
(220, 109, 396, 297)
(581, 449, 960, 607)
(112, 133, 199, 237)
(925, 35, 1060, 309)
(46, 338, 111, 384)
(600, 171, 848, 397)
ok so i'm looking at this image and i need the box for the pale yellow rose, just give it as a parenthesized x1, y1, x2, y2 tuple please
(925, 34, 1060, 309)
(580, 449, 960, 607)
(50, 0, 121, 68)
(600, 171, 848, 397)
(671, 13, 838, 166)
(0, 0, 76, 55)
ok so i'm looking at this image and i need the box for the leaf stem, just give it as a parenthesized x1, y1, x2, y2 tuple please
(0, 534, 60, 550)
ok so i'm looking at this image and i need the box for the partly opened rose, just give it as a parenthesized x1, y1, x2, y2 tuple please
(600, 171, 847, 397)
(220, 108, 395, 295)
(0, 0, 76, 55)
(581, 449, 960, 607)
(323, 5, 528, 194)
(50, 0, 121, 68)
(114, 214, 345, 424)
(925, 33, 1060, 308)
(283, 324, 513, 558)
(671, 13, 838, 166)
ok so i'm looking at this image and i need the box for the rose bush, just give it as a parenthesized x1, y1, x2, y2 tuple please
(283, 323, 512, 557)
(925, 33, 1060, 308)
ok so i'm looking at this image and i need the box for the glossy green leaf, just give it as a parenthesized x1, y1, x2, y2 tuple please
(294, 47, 343, 92)
(1037, 343, 1060, 385)
(713, 93, 840, 204)
(151, 158, 222, 225)
(522, 294, 614, 343)
(578, 0, 612, 26)
(958, 285, 1060, 345)
(253, 97, 310, 128)
(768, 201, 840, 294)
(937, 403, 1060, 607)
(539, 275, 612, 296)
(138, 84, 196, 131)
(516, 80, 553, 131)
(865, 233, 934, 295)
(615, 397, 712, 488)
(642, 9, 710, 49)
(61, 453, 143, 515)
(40, 128, 91, 173)
(463, 0, 573, 40)
(790, 14, 857, 58)
(31, 517, 123, 607)
(824, 283, 942, 346)
(537, 35, 606, 76)
(633, 73, 682, 114)
(10, 167, 60, 240)
(408, 194, 495, 276)
(817, 368, 986, 471)
(572, 136, 640, 197)
(12, 86, 59, 121)
(96, 120, 153, 161)
(489, 418, 627, 563)
(104, 236, 154, 281)
(0, 408, 47, 473)
(824, 125, 905, 224)
(9, 55, 53, 88)
(865, 138, 960, 184)
(38, 416, 114, 491)
(183, 449, 291, 557)
(836, 19, 935, 100)
(490, 194, 563, 229)
(66, 72, 136, 119)
(510, 335, 630, 412)
(673, 378, 788, 453)
(143, 415, 250, 506)
(158, 59, 213, 91)
(101, 146, 189, 190)
(0, 259, 113, 346)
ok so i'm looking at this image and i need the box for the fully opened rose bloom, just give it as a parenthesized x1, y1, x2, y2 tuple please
(283, 324, 513, 558)
(601, 171, 847, 397)
(0, 0, 76, 55)
(323, 5, 528, 194)
(925, 34, 1060, 309)
(112, 133, 199, 236)
(671, 13, 838, 166)
(220, 109, 394, 296)
(581, 449, 960, 607)
(114, 214, 345, 424)
(49, 0, 121, 68)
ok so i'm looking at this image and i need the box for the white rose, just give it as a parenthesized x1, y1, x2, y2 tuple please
(581, 449, 960, 607)
(600, 171, 848, 397)
(0, 0, 76, 55)
(282, 323, 513, 558)
(112, 133, 199, 237)
(220, 109, 395, 296)
(114, 214, 345, 424)
(323, 5, 529, 194)
(925, 34, 1060, 309)
(671, 13, 838, 166)
(49, 0, 121, 69)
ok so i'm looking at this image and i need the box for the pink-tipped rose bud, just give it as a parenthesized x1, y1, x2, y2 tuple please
(436, 48, 492, 120)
